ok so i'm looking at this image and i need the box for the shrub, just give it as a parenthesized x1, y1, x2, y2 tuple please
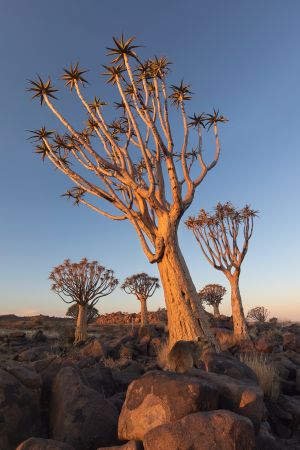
(240, 352, 279, 400)
(247, 306, 269, 323)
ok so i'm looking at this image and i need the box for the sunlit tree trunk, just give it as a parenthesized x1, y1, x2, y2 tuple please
(157, 229, 219, 349)
(75, 304, 88, 343)
(227, 272, 249, 339)
(140, 297, 148, 326)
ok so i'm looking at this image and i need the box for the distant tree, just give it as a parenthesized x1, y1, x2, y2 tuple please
(121, 273, 159, 326)
(50, 258, 118, 343)
(186, 202, 257, 340)
(198, 284, 226, 318)
(66, 303, 100, 324)
(27, 34, 228, 349)
(247, 306, 269, 323)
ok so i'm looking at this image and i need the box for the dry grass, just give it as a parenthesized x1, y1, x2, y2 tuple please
(240, 352, 279, 400)
(156, 339, 170, 369)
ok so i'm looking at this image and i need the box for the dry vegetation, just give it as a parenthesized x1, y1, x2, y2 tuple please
(240, 352, 280, 400)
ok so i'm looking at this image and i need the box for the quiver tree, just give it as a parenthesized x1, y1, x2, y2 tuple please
(121, 273, 159, 326)
(247, 306, 269, 323)
(66, 303, 100, 324)
(49, 258, 118, 343)
(186, 202, 257, 340)
(198, 284, 226, 318)
(28, 35, 227, 348)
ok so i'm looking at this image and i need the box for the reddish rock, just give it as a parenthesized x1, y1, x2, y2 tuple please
(118, 370, 219, 440)
(201, 351, 258, 383)
(195, 369, 264, 431)
(143, 409, 255, 450)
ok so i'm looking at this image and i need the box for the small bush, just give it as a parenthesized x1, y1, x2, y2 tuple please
(240, 352, 279, 400)
(156, 340, 170, 369)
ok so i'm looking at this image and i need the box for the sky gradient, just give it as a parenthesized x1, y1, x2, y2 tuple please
(0, 0, 299, 320)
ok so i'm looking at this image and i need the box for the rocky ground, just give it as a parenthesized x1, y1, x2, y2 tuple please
(0, 313, 300, 449)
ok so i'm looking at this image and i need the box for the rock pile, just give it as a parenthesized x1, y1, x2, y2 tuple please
(96, 308, 167, 325)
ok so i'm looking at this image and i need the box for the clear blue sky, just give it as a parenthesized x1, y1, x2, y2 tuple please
(0, 0, 299, 319)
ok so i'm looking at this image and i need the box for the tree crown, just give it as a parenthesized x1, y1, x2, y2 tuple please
(28, 34, 227, 264)
(186, 202, 258, 274)
(121, 272, 159, 299)
(198, 283, 226, 306)
(49, 257, 118, 305)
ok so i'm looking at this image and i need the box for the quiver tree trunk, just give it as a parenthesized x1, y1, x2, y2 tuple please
(213, 305, 221, 318)
(227, 272, 249, 339)
(139, 297, 148, 326)
(75, 304, 88, 344)
(157, 230, 219, 350)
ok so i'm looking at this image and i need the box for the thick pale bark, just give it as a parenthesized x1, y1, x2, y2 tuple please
(74, 303, 88, 344)
(140, 297, 148, 326)
(228, 272, 249, 339)
(157, 231, 219, 350)
(213, 304, 221, 318)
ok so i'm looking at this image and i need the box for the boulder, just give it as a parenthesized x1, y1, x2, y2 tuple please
(296, 368, 300, 393)
(82, 365, 117, 396)
(32, 357, 75, 404)
(0, 360, 42, 389)
(16, 437, 74, 449)
(78, 338, 107, 359)
(143, 409, 255, 450)
(118, 370, 219, 440)
(277, 395, 300, 430)
(194, 369, 264, 431)
(255, 422, 286, 450)
(17, 346, 54, 362)
(201, 351, 258, 383)
(0, 367, 41, 450)
(254, 333, 283, 353)
(112, 369, 141, 391)
(265, 398, 293, 438)
(283, 333, 300, 352)
(50, 366, 119, 450)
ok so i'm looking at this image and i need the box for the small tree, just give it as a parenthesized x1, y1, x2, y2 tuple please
(247, 306, 269, 323)
(121, 273, 159, 326)
(198, 284, 226, 318)
(66, 303, 100, 324)
(186, 202, 257, 340)
(50, 258, 118, 343)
